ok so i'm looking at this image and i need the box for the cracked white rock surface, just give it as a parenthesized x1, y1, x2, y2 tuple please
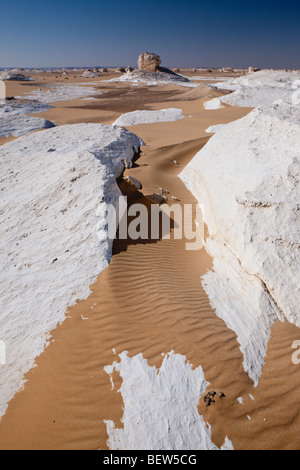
(0, 100, 55, 138)
(0, 123, 143, 418)
(104, 351, 233, 450)
(113, 108, 184, 126)
(208, 70, 300, 107)
(180, 104, 300, 384)
(17, 83, 100, 103)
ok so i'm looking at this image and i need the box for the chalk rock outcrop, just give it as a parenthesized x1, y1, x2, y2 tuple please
(111, 69, 193, 87)
(104, 351, 234, 450)
(0, 71, 34, 81)
(220, 67, 233, 73)
(0, 99, 54, 138)
(113, 108, 184, 126)
(80, 70, 102, 78)
(138, 52, 161, 72)
(180, 104, 300, 384)
(207, 69, 300, 107)
(0, 123, 144, 418)
(0, 113, 55, 138)
(248, 67, 260, 73)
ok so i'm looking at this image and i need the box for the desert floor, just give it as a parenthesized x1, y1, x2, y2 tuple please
(0, 70, 299, 450)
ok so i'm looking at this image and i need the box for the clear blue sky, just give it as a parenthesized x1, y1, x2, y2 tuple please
(1, 0, 299, 69)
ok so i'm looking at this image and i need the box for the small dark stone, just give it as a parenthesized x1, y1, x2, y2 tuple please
(125, 175, 142, 190)
(203, 390, 225, 407)
(148, 193, 166, 204)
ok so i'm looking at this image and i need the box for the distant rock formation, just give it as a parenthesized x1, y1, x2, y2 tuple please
(220, 67, 233, 73)
(100, 68, 108, 73)
(138, 52, 161, 72)
(115, 67, 126, 73)
(248, 67, 260, 73)
(114, 69, 191, 86)
(80, 70, 102, 78)
(0, 71, 34, 81)
(112, 52, 194, 86)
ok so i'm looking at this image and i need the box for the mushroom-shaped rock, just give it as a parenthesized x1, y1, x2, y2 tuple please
(248, 67, 260, 73)
(138, 52, 161, 72)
